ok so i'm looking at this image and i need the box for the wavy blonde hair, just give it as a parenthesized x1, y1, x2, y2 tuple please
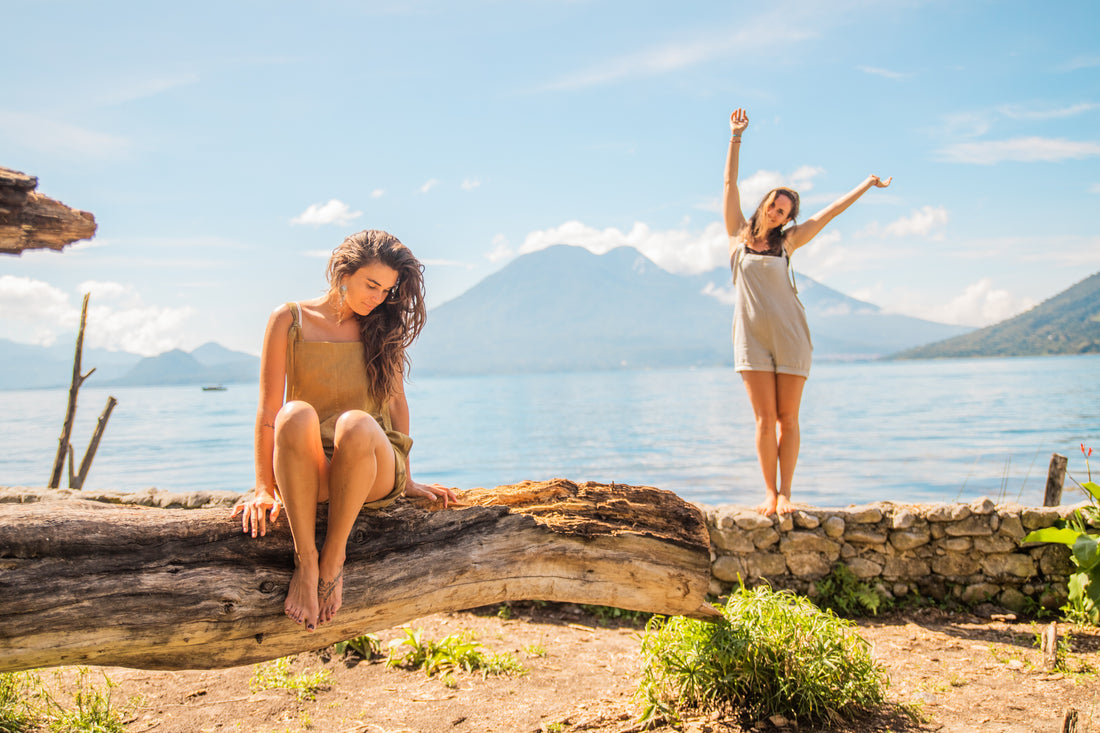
(325, 230, 426, 402)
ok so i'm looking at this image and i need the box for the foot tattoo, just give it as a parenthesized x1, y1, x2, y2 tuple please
(318, 569, 343, 604)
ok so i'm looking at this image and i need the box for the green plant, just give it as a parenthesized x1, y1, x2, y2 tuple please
(333, 633, 381, 660)
(39, 667, 126, 733)
(523, 643, 547, 658)
(386, 628, 525, 678)
(636, 584, 888, 727)
(1024, 443, 1100, 625)
(814, 565, 889, 617)
(250, 657, 332, 701)
(0, 672, 37, 733)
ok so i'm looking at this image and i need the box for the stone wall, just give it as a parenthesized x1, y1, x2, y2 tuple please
(702, 498, 1096, 614)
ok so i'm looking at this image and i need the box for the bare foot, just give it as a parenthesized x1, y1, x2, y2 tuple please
(775, 494, 796, 515)
(285, 555, 320, 632)
(756, 495, 778, 516)
(317, 564, 344, 626)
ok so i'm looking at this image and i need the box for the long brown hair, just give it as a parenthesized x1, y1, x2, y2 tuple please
(325, 230, 426, 402)
(743, 187, 800, 254)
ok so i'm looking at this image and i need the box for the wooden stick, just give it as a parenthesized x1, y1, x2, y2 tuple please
(1044, 453, 1068, 507)
(48, 293, 95, 488)
(71, 396, 119, 491)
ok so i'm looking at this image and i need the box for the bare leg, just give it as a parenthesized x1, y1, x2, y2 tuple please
(740, 371, 780, 514)
(273, 401, 328, 631)
(775, 373, 807, 515)
(316, 411, 396, 626)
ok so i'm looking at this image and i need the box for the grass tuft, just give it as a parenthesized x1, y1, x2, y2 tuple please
(636, 584, 888, 727)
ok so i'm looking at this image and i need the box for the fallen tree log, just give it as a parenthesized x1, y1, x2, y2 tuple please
(0, 479, 717, 673)
(0, 166, 97, 254)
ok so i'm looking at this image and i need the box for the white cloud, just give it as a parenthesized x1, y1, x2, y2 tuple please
(370, 189, 385, 198)
(486, 234, 513, 263)
(1089, 183, 1100, 194)
(738, 167, 825, 213)
(419, 179, 440, 194)
(99, 73, 201, 106)
(290, 199, 363, 226)
(998, 102, 1097, 121)
(0, 276, 195, 355)
(518, 219, 728, 274)
(860, 206, 949, 239)
(937, 137, 1100, 164)
(0, 110, 130, 159)
(84, 302, 196, 355)
(538, 17, 815, 91)
(0, 275, 78, 345)
(701, 281, 737, 305)
(461, 178, 481, 191)
(857, 66, 910, 80)
(864, 278, 1037, 327)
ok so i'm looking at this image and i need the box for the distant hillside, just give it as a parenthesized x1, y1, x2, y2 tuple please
(409, 245, 971, 376)
(894, 271, 1100, 359)
(0, 340, 258, 390)
(101, 342, 259, 386)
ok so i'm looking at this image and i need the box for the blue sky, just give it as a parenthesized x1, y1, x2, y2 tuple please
(2, 0, 1098, 356)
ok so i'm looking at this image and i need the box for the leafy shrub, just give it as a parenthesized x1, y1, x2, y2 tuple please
(1024, 444, 1100, 625)
(333, 633, 381, 660)
(386, 628, 524, 678)
(814, 565, 889, 617)
(636, 585, 887, 726)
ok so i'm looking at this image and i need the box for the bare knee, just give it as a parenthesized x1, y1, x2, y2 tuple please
(275, 401, 320, 449)
(754, 409, 778, 432)
(333, 411, 387, 457)
(776, 410, 800, 435)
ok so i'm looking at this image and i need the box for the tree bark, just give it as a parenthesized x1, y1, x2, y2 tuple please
(0, 166, 97, 254)
(0, 479, 717, 673)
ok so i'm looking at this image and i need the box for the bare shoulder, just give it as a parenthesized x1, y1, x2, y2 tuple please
(267, 303, 294, 330)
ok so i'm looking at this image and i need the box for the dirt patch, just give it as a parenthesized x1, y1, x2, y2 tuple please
(27, 605, 1100, 733)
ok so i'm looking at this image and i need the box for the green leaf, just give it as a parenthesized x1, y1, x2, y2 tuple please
(1072, 534, 1100, 572)
(1081, 481, 1100, 502)
(1023, 527, 1081, 546)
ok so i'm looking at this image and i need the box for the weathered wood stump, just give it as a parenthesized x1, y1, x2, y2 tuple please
(0, 166, 97, 254)
(0, 479, 716, 672)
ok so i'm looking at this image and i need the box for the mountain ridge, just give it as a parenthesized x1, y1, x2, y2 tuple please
(893, 270, 1100, 359)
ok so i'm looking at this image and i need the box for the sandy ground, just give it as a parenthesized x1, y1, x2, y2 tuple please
(18, 603, 1100, 733)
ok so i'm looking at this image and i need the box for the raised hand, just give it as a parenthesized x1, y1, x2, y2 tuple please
(729, 108, 749, 136)
(870, 175, 892, 188)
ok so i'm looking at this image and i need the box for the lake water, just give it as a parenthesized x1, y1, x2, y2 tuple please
(2, 355, 1097, 508)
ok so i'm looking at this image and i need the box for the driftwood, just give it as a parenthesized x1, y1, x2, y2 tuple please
(49, 293, 100, 488)
(0, 166, 97, 254)
(0, 479, 717, 673)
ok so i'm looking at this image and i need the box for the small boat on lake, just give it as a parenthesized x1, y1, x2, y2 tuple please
(201, 385, 227, 392)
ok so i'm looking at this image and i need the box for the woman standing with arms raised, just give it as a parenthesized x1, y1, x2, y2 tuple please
(724, 108, 891, 515)
(232, 230, 457, 631)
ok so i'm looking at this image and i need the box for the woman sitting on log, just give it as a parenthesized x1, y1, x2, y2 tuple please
(232, 230, 457, 632)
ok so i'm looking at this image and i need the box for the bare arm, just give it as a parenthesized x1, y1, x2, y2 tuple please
(231, 305, 292, 535)
(388, 381, 458, 507)
(723, 108, 750, 252)
(785, 175, 892, 253)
